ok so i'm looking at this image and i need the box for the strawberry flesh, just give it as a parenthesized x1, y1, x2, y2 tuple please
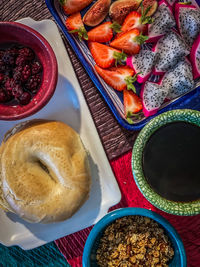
(95, 65, 134, 91)
(110, 28, 142, 55)
(121, 11, 147, 34)
(88, 22, 113, 43)
(124, 89, 143, 116)
(66, 13, 88, 40)
(89, 42, 124, 68)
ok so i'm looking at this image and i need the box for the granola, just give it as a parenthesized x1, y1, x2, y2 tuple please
(96, 216, 174, 267)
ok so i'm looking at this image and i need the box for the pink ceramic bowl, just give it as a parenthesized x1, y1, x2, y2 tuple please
(0, 21, 58, 120)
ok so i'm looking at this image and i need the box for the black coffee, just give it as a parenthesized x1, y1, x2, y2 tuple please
(142, 122, 200, 202)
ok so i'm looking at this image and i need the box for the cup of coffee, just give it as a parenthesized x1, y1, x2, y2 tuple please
(132, 109, 200, 216)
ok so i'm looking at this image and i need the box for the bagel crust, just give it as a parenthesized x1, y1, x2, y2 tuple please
(0, 120, 91, 223)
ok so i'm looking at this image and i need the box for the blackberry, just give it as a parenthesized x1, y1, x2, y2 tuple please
(2, 51, 15, 66)
(12, 84, 24, 98)
(13, 66, 23, 82)
(7, 47, 19, 57)
(0, 59, 6, 73)
(26, 74, 41, 93)
(22, 65, 31, 81)
(18, 91, 31, 105)
(4, 69, 13, 78)
(0, 73, 4, 83)
(0, 90, 7, 103)
(15, 55, 28, 66)
(19, 47, 34, 61)
(31, 61, 42, 74)
(5, 78, 16, 96)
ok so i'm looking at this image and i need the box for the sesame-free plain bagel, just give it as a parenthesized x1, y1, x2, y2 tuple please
(0, 120, 91, 223)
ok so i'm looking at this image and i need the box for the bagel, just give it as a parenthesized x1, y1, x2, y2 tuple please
(0, 120, 91, 223)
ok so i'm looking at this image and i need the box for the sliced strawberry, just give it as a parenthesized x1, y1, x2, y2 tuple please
(89, 42, 127, 68)
(88, 22, 113, 43)
(124, 89, 143, 120)
(116, 4, 154, 37)
(87, 22, 122, 43)
(66, 13, 88, 40)
(95, 65, 134, 91)
(121, 11, 146, 34)
(110, 29, 148, 55)
(59, 0, 93, 15)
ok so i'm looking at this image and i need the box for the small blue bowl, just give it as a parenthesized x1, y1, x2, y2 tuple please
(82, 208, 187, 267)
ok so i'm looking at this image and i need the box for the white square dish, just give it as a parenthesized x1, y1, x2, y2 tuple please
(0, 18, 121, 250)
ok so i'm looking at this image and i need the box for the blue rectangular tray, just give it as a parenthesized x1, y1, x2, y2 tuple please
(45, 0, 200, 130)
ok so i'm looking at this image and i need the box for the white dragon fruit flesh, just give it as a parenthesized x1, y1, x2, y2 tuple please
(190, 34, 200, 79)
(147, 0, 176, 43)
(126, 49, 155, 83)
(162, 58, 194, 100)
(175, 3, 200, 48)
(153, 30, 190, 75)
(140, 81, 169, 117)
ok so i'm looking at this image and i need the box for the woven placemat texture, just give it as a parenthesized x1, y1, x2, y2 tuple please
(0, 242, 68, 266)
(0, 0, 138, 161)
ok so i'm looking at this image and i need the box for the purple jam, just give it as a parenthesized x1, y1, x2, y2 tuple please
(0, 42, 43, 105)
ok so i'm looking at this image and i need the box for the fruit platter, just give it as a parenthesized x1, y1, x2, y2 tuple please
(46, 0, 200, 130)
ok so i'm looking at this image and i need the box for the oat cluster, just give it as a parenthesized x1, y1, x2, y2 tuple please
(96, 216, 174, 267)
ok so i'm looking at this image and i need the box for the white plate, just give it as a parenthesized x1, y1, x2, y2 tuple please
(0, 18, 121, 250)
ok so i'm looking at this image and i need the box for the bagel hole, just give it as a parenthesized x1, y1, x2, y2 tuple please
(37, 160, 49, 174)
(36, 159, 57, 183)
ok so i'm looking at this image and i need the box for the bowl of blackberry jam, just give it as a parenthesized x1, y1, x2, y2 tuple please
(0, 21, 58, 120)
(132, 109, 200, 216)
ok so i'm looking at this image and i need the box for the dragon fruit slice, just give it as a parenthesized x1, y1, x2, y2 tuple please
(190, 34, 200, 79)
(166, 0, 179, 8)
(162, 58, 194, 100)
(166, 0, 177, 6)
(126, 49, 155, 83)
(140, 81, 169, 117)
(147, 0, 176, 43)
(175, 3, 200, 48)
(153, 31, 190, 75)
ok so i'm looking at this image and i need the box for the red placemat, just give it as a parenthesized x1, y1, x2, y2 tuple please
(55, 150, 200, 267)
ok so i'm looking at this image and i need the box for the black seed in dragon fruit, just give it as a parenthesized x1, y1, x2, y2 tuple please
(175, 3, 200, 48)
(161, 58, 194, 100)
(147, 0, 176, 43)
(140, 81, 169, 117)
(190, 33, 200, 79)
(126, 49, 156, 83)
(153, 31, 190, 74)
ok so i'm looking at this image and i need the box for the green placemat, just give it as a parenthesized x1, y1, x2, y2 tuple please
(0, 242, 70, 266)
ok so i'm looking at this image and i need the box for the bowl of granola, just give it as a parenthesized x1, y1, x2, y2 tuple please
(82, 208, 186, 267)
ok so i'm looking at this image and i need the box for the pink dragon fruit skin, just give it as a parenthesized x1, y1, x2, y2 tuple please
(140, 80, 169, 117)
(126, 49, 155, 83)
(175, 3, 200, 47)
(190, 34, 200, 79)
(147, 0, 175, 43)
(166, 0, 177, 7)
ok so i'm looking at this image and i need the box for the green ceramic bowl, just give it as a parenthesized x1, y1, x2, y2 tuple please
(132, 109, 200, 216)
